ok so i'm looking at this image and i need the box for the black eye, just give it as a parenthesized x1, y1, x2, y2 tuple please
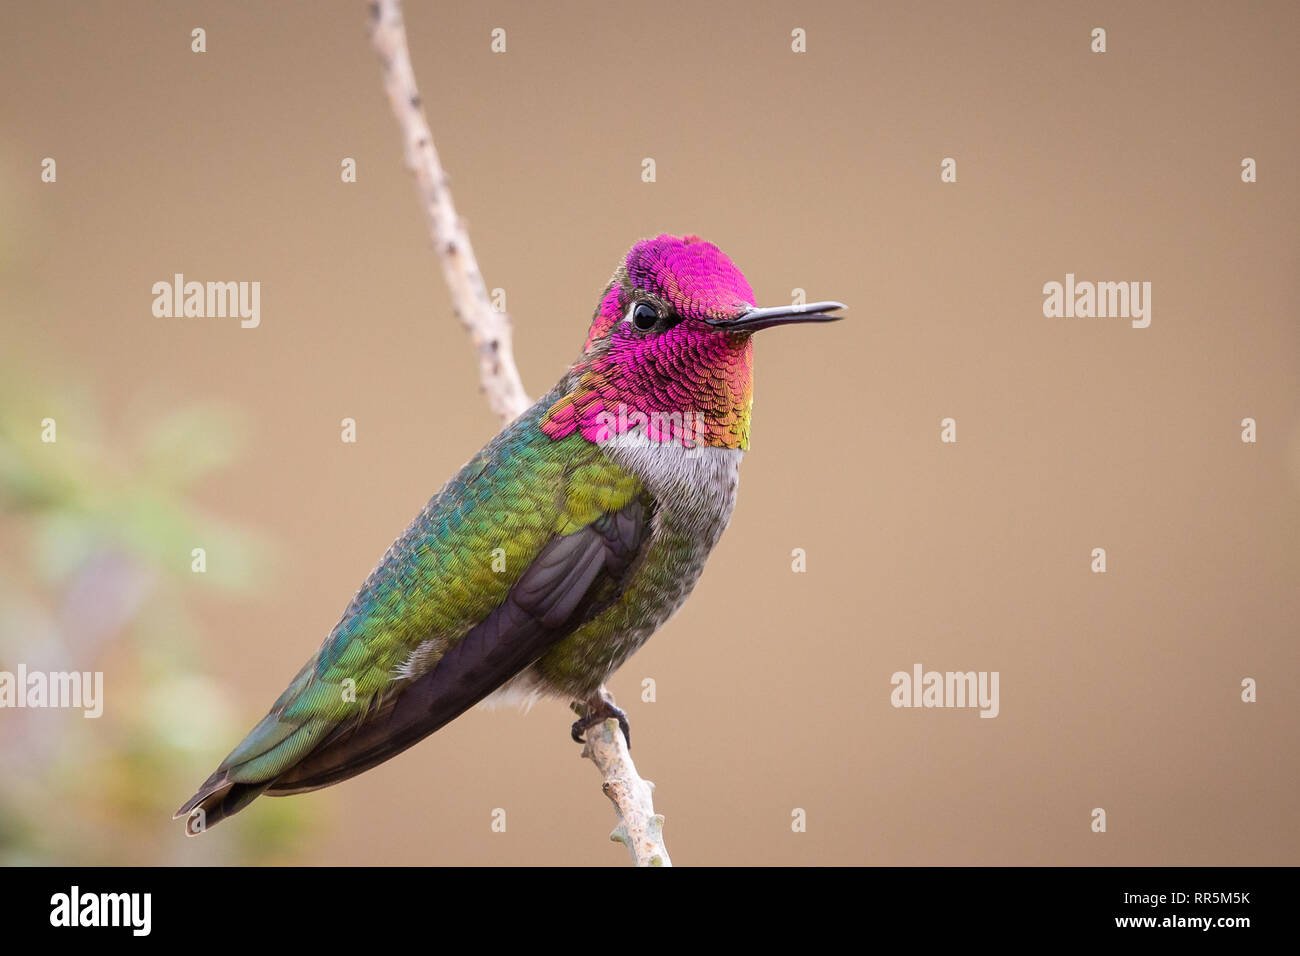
(631, 302, 659, 332)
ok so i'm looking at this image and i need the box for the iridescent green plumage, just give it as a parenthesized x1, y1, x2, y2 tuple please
(178, 385, 650, 827)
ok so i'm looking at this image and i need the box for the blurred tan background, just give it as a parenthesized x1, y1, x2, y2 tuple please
(1, 0, 1297, 865)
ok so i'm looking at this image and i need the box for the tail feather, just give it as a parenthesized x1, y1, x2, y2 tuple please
(173, 704, 334, 834)
(174, 777, 271, 835)
(177, 495, 649, 834)
(174, 671, 477, 832)
(175, 600, 554, 832)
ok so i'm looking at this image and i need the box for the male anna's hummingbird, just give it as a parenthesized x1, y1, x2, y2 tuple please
(177, 234, 844, 833)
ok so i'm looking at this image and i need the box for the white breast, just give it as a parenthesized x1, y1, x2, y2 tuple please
(608, 440, 744, 544)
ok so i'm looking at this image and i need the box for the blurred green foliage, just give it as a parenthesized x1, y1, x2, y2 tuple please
(0, 374, 310, 863)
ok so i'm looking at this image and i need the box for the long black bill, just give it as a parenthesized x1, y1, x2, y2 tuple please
(705, 300, 847, 332)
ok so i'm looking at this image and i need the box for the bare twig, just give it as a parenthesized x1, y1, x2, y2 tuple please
(583, 718, 671, 867)
(368, 0, 529, 423)
(366, 0, 670, 866)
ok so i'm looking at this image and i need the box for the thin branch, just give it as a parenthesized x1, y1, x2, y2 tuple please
(368, 0, 529, 423)
(366, 0, 670, 866)
(582, 718, 671, 867)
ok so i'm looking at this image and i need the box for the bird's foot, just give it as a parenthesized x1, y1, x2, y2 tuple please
(570, 690, 631, 749)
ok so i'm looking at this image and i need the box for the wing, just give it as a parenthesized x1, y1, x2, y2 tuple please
(177, 403, 650, 831)
(266, 499, 647, 794)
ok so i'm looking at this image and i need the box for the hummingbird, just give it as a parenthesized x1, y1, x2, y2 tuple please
(177, 234, 844, 833)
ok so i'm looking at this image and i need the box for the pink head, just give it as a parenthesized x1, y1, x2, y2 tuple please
(541, 235, 844, 450)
